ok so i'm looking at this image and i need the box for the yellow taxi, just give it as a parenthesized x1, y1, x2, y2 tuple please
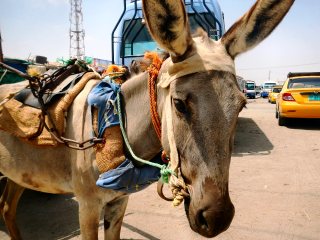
(268, 85, 282, 103)
(276, 72, 320, 126)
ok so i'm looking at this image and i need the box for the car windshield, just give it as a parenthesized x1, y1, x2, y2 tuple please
(122, 19, 157, 57)
(264, 83, 276, 89)
(272, 88, 282, 93)
(246, 83, 255, 90)
(288, 77, 320, 89)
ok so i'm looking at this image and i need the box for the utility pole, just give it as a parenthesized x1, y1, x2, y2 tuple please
(0, 30, 4, 62)
(268, 70, 271, 81)
(69, 0, 85, 60)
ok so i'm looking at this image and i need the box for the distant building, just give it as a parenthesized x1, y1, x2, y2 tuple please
(85, 56, 111, 73)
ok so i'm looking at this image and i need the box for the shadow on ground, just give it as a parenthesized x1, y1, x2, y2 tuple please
(122, 222, 160, 240)
(233, 117, 273, 156)
(0, 190, 80, 240)
(284, 118, 320, 130)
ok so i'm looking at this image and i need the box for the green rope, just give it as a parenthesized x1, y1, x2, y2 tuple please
(116, 90, 175, 183)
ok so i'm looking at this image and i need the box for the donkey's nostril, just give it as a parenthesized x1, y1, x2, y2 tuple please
(196, 209, 210, 231)
(194, 203, 235, 238)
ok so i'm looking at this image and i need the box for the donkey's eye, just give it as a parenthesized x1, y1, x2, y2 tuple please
(173, 98, 187, 114)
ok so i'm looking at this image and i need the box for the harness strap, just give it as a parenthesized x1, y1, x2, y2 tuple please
(146, 52, 163, 140)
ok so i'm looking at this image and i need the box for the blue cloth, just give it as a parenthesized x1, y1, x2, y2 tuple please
(88, 79, 164, 193)
(96, 154, 163, 193)
(87, 78, 120, 138)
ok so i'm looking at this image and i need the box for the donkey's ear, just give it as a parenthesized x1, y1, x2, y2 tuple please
(221, 0, 294, 58)
(142, 0, 193, 61)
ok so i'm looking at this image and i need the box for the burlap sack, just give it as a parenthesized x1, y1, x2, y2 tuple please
(0, 97, 43, 139)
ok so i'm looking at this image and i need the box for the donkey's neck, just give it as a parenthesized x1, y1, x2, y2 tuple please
(121, 72, 162, 160)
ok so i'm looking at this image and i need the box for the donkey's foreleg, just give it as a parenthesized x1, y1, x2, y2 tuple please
(77, 196, 105, 240)
(104, 195, 129, 240)
(0, 178, 25, 240)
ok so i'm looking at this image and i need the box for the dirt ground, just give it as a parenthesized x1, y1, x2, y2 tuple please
(1, 98, 320, 240)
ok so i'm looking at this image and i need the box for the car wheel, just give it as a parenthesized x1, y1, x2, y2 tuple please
(278, 114, 286, 126)
(275, 110, 279, 119)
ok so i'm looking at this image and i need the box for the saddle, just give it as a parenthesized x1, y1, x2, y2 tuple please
(0, 62, 101, 146)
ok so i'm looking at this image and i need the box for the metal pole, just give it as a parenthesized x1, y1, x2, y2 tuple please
(0, 30, 4, 62)
(0, 62, 35, 81)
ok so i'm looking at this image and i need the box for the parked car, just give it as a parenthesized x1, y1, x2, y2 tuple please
(255, 86, 262, 97)
(276, 72, 320, 126)
(261, 81, 278, 98)
(268, 85, 282, 103)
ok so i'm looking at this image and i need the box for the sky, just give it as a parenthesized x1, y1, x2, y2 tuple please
(0, 0, 320, 85)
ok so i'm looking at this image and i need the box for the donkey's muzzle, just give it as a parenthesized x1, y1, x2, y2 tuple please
(185, 184, 235, 238)
(195, 199, 234, 237)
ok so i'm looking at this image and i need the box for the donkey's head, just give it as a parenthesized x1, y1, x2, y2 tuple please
(142, 0, 294, 237)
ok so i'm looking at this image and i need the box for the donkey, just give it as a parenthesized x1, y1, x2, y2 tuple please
(0, 0, 294, 239)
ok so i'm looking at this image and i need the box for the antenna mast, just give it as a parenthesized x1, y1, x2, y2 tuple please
(69, 0, 85, 59)
(0, 30, 4, 62)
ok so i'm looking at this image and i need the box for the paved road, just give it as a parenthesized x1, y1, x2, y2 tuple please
(1, 98, 320, 240)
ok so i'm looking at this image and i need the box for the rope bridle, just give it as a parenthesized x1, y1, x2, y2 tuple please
(145, 52, 190, 206)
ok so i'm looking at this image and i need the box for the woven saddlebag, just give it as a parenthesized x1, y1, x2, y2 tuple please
(0, 97, 43, 139)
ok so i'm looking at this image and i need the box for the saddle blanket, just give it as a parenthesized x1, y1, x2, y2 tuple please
(87, 77, 164, 193)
